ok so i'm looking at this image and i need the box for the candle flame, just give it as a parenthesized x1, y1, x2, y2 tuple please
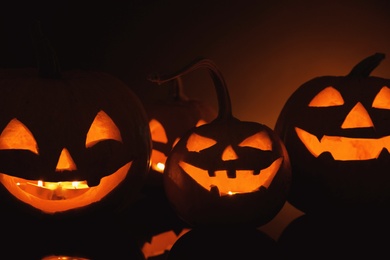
(156, 162, 165, 171)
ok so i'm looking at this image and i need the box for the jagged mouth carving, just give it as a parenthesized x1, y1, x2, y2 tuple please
(178, 158, 283, 196)
(296, 127, 390, 160)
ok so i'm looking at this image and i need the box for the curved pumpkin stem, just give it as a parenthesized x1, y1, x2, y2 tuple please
(30, 20, 62, 79)
(347, 53, 385, 77)
(148, 58, 232, 120)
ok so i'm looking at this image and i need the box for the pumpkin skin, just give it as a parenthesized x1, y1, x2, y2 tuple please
(145, 77, 216, 186)
(167, 227, 279, 260)
(274, 53, 390, 214)
(0, 68, 151, 219)
(161, 59, 291, 227)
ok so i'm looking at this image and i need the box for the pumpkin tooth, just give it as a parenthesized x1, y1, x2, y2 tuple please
(87, 177, 101, 187)
(208, 169, 216, 177)
(318, 151, 335, 161)
(226, 169, 236, 178)
(210, 185, 220, 196)
(253, 168, 261, 175)
(377, 148, 390, 160)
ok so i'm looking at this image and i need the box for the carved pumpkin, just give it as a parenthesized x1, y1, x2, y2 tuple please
(145, 76, 216, 187)
(0, 22, 151, 220)
(158, 58, 291, 227)
(274, 53, 390, 214)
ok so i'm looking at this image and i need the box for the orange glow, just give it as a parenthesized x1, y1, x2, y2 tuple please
(42, 255, 89, 260)
(372, 86, 390, 109)
(179, 158, 282, 195)
(221, 145, 238, 161)
(149, 119, 168, 144)
(186, 133, 216, 152)
(0, 118, 38, 154)
(56, 148, 77, 171)
(148, 119, 174, 173)
(239, 131, 273, 151)
(0, 162, 132, 213)
(142, 228, 191, 258)
(309, 86, 344, 107)
(341, 102, 373, 129)
(295, 127, 389, 160)
(86, 110, 122, 148)
(22, 180, 89, 200)
(150, 148, 166, 173)
(0, 110, 132, 213)
(195, 119, 207, 127)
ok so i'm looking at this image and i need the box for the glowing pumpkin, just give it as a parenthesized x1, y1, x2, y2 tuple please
(274, 53, 390, 214)
(159, 58, 291, 227)
(0, 22, 151, 219)
(144, 76, 216, 186)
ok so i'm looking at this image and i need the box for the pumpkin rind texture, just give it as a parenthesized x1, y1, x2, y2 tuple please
(274, 53, 390, 214)
(0, 68, 151, 219)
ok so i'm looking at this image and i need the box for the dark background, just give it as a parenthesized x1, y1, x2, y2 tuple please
(2, 0, 390, 241)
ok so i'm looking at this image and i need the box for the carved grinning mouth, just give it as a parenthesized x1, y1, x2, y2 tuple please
(0, 161, 132, 213)
(295, 127, 390, 160)
(178, 157, 283, 196)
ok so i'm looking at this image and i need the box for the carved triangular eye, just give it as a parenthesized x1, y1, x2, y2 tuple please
(0, 118, 38, 154)
(341, 102, 373, 128)
(372, 86, 390, 109)
(149, 119, 168, 144)
(86, 110, 122, 148)
(186, 133, 216, 152)
(309, 86, 344, 107)
(239, 131, 272, 151)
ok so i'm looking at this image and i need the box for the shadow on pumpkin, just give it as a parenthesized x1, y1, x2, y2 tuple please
(277, 213, 390, 258)
(167, 227, 280, 260)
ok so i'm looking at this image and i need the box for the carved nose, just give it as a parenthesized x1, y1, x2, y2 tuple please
(222, 145, 238, 161)
(341, 102, 374, 129)
(56, 148, 77, 171)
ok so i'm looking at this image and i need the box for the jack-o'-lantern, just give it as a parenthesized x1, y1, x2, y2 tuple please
(159, 58, 291, 227)
(0, 22, 151, 220)
(144, 76, 216, 187)
(274, 53, 390, 214)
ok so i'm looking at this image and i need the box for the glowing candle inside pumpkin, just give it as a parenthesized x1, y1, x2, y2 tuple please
(17, 179, 89, 200)
(156, 162, 165, 171)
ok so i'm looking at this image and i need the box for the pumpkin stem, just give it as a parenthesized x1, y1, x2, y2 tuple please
(30, 20, 62, 79)
(347, 53, 385, 77)
(148, 58, 232, 120)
